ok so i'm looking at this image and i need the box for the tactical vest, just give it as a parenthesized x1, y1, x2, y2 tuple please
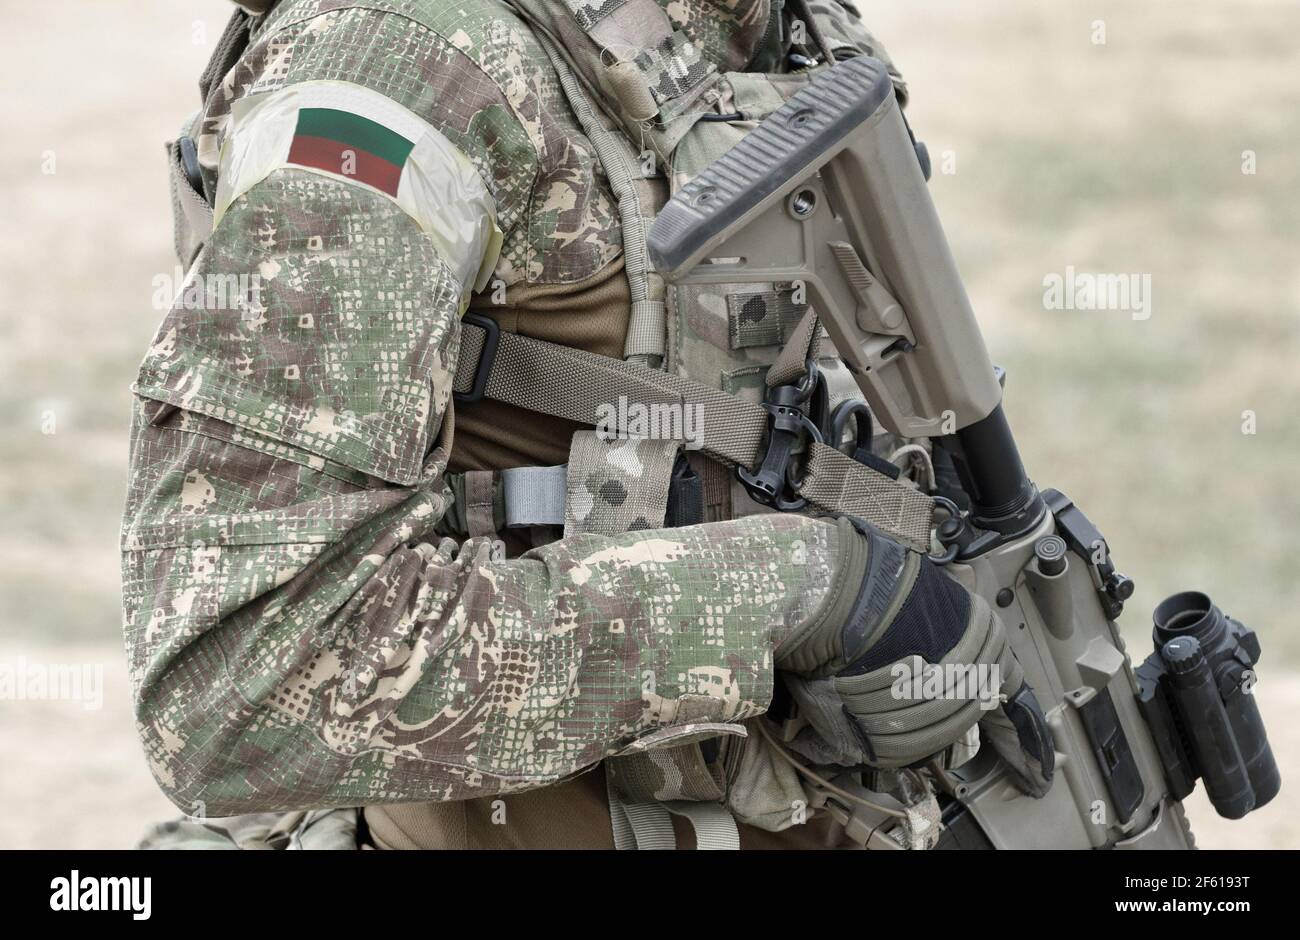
(166, 0, 936, 850)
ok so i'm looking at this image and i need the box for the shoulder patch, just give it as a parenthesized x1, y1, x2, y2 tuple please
(243, 1, 622, 285)
(215, 80, 502, 293)
(289, 107, 414, 196)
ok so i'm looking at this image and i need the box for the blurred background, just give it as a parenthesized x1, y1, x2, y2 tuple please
(0, 0, 1295, 848)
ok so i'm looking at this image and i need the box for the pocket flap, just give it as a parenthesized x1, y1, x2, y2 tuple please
(134, 286, 446, 487)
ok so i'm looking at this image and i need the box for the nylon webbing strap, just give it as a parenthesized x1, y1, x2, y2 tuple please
(609, 796, 676, 850)
(767, 307, 823, 388)
(663, 801, 741, 850)
(199, 9, 253, 106)
(463, 470, 497, 538)
(608, 791, 741, 850)
(441, 467, 568, 536)
(536, 32, 666, 364)
(500, 465, 568, 528)
(453, 321, 934, 551)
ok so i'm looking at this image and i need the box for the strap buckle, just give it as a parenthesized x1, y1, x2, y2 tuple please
(454, 313, 500, 404)
(737, 366, 824, 511)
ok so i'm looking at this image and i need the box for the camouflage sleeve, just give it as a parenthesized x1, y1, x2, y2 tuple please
(806, 0, 908, 103)
(122, 3, 851, 815)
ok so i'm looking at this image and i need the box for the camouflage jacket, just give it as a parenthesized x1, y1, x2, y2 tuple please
(120, 0, 893, 816)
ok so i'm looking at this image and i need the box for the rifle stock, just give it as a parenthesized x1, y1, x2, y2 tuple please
(650, 55, 1000, 441)
(648, 55, 1275, 849)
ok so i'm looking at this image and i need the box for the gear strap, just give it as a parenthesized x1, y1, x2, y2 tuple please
(608, 796, 740, 851)
(534, 31, 667, 366)
(199, 8, 254, 106)
(767, 306, 823, 388)
(453, 319, 934, 552)
(169, 4, 268, 266)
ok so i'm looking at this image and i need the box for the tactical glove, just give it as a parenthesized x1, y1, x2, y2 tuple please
(776, 516, 1055, 797)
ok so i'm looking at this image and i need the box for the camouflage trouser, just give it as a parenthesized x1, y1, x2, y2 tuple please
(137, 808, 361, 850)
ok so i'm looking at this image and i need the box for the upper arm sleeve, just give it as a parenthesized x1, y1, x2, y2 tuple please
(121, 8, 847, 815)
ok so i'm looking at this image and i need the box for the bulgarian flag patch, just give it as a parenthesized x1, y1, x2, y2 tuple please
(214, 80, 503, 295)
(287, 107, 414, 197)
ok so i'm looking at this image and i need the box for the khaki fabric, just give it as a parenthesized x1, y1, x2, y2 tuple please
(365, 770, 853, 850)
(379, 253, 854, 850)
(378, 256, 619, 848)
(451, 256, 632, 473)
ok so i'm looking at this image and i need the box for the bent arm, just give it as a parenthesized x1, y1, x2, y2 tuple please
(124, 399, 845, 814)
(123, 8, 854, 815)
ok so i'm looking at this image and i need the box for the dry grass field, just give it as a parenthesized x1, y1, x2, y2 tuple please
(0, 0, 1295, 848)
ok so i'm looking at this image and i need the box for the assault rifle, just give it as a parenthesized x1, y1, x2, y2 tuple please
(647, 55, 1278, 849)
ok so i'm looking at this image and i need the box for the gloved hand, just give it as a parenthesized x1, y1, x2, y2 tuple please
(776, 516, 1055, 797)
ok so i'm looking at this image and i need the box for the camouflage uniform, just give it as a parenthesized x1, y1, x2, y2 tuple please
(124, 0, 908, 847)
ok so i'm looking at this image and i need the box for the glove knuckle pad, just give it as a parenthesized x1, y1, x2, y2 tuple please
(847, 554, 972, 675)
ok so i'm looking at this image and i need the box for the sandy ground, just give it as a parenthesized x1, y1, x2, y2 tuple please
(0, 0, 1296, 848)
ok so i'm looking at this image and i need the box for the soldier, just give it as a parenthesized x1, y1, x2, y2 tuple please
(124, 0, 1053, 849)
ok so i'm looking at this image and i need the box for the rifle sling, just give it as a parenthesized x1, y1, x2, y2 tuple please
(452, 317, 934, 552)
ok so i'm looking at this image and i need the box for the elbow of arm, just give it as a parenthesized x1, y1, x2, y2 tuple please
(135, 654, 283, 818)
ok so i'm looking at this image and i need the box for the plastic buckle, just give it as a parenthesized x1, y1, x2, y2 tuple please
(737, 371, 824, 511)
(454, 313, 500, 404)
